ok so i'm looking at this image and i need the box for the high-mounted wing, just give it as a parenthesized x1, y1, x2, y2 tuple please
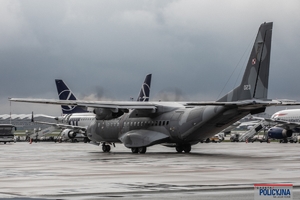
(9, 98, 157, 110)
(9, 98, 300, 113)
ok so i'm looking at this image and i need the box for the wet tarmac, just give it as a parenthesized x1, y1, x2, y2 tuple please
(0, 142, 300, 199)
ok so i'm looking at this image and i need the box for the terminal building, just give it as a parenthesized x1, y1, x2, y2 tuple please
(0, 114, 57, 131)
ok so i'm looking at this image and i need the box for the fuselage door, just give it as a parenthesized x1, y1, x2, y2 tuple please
(169, 111, 183, 139)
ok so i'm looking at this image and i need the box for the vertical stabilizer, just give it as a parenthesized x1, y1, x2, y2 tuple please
(55, 79, 88, 114)
(217, 22, 273, 102)
(137, 74, 152, 102)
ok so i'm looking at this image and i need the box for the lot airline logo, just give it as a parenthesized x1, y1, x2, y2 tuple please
(254, 184, 293, 199)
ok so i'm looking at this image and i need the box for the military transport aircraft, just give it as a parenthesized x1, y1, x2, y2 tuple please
(10, 22, 300, 154)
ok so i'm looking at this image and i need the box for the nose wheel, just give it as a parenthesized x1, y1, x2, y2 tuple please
(176, 144, 191, 153)
(102, 144, 111, 152)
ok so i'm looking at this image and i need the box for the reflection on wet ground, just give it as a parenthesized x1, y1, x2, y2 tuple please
(0, 142, 300, 199)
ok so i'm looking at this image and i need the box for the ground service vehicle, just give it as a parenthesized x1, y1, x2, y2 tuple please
(0, 124, 16, 144)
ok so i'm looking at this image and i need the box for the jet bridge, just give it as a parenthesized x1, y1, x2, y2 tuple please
(238, 121, 265, 142)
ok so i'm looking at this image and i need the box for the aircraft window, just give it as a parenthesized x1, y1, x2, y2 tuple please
(134, 122, 136, 126)
(155, 121, 158, 126)
(162, 121, 165, 126)
(166, 121, 169, 125)
(151, 121, 154, 126)
(159, 121, 162, 126)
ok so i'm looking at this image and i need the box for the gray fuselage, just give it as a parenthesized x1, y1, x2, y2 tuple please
(87, 103, 249, 146)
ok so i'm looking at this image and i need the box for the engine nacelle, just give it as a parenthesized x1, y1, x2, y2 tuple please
(267, 127, 293, 139)
(61, 129, 77, 139)
(93, 108, 124, 120)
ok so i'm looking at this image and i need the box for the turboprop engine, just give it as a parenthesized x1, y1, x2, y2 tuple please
(93, 108, 126, 120)
(267, 127, 293, 139)
(61, 129, 77, 139)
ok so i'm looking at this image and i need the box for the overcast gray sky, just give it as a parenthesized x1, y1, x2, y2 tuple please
(1, 0, 300, 116)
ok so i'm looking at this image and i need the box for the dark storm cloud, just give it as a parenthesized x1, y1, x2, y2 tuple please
(1, 0, 300, 115)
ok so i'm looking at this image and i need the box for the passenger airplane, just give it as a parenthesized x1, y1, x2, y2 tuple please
(34, 74, 152, 145)
(266, 109, 300, 141)
(11, 22, 300, 154)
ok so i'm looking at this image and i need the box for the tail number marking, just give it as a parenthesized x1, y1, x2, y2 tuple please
(244, 85, 251, 90)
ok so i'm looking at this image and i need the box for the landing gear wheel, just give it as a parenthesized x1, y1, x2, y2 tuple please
(84, 137, 89, 143)
(102, 144, 111, 152)
(105, 145, 111, 152)
(131, 148, 138, 154)
(175, 146, 183, 153)
(183, 145, 191, 153)
(138, 147, 147, 154)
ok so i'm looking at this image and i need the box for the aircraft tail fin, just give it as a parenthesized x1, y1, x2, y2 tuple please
(217, 22, 273, 102)
(55, 79, 88, 114)
(137, 74, 152, 102)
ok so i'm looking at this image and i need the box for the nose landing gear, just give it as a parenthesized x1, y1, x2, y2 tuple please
(176, 144, 191, 153)
(102, 144, 111, 152)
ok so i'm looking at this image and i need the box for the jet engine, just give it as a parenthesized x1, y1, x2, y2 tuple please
(61, 129, 77, 139)
(267, 127, 293, 139)
(93, 108, 125, 120)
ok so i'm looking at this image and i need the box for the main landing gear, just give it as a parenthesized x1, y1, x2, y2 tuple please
(175, 144, 191, 153)
(131, 147, 147, 154)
